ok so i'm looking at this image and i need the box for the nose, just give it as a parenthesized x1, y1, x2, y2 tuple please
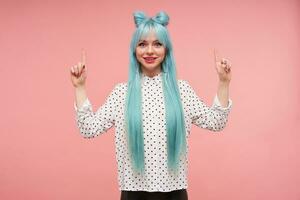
(146, 45, 154, 54)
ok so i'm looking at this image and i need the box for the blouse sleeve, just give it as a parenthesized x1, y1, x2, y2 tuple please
(183, 80, 233, 132)
(73, 83, 119, 138)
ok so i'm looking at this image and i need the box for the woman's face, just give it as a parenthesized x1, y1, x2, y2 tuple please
(135, 31, 166, 77)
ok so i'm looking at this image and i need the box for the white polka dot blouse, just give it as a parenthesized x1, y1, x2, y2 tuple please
(73, 72, 233, 192)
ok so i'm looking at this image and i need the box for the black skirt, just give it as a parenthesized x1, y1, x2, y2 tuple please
(120, 189, 188, 200)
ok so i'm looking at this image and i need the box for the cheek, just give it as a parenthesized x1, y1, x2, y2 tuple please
(158, 48, 166, 56)
(136, 48, 144, 56)
(158, 50, 166, 60)
(135, 50, 141, 57)
(135, 51, 144, 63)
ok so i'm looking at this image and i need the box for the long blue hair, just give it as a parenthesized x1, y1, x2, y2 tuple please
(125, 11, 187, 175)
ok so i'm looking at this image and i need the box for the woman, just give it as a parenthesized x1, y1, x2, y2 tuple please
(70, 11, 232, 200)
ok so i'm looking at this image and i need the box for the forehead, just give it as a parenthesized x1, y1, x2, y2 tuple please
(139, 30, 159, 42)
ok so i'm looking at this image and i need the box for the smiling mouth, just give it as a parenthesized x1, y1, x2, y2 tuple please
(143, 57, 157, 64)
(143, 57, 157, 60)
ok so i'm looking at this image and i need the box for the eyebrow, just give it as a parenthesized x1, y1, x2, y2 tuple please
(138, 40, 160, 43)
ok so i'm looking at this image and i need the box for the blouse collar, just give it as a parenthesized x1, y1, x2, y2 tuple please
(142, 72, 162, 86)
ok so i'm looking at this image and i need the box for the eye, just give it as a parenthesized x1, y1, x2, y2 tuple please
(138, 43, 146, 47)
(154, 42, 163, 47)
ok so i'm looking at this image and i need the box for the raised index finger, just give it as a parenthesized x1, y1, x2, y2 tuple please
(81, 49, 86, 66)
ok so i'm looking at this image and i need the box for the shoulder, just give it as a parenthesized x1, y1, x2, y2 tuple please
(111, 82, 128, 94)
(177, 79, 198, 97)
(177, 79, 194, 98)
(114, 82, 127, 89)
(178, 79, 188, 84)
(177, 79, 191, 89)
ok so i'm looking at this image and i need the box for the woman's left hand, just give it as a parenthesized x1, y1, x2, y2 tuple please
(214, 49, 232, 84)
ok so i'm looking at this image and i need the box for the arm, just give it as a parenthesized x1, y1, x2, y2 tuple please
(73, 84, 119, 138)
(75, 86, 88, 109)
(217, 81, 230, 108)
(184, 80, 232, 132)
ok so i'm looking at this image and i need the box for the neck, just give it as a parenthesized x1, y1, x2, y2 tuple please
(141, 67, 161, 78)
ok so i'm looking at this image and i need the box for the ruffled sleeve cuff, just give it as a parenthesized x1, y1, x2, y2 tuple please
(74, 98, 92, 112)
(212, 94, 233, 111)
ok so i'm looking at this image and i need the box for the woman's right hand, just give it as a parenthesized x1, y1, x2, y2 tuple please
(70, 50, 87, 88)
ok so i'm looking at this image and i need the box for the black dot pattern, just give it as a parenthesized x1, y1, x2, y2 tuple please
(74, 72, 233, 192)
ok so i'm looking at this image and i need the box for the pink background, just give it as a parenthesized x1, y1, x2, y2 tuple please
(1, 0, 299, 199)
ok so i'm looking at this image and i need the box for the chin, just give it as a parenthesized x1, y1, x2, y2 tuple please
(144, 66, 159, 70)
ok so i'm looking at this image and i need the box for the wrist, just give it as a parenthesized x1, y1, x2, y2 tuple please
(218, 80, 230, 86)
(75, 85, 86, 90)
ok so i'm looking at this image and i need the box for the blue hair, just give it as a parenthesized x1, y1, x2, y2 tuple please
(125, 11, 187, 175)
